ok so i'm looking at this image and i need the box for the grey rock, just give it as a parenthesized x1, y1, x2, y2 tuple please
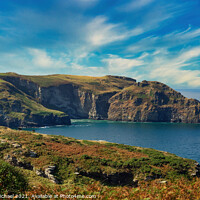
(190, 162, 200, 177)
(12, 143, 21, 148)
(44, 165, 59, 184)
(29, 150, 37, 158)
(0, 139, 7, 143)
(34, 169, 45, 177)
(158, 180, 168, 184)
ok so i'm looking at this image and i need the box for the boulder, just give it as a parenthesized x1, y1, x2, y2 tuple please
(12, 143, 21, 148)
(29, 150, 37, 158)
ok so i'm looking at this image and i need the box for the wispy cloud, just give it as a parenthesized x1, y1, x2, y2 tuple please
(28, 48, 67, 69)
(120, 0, 155, 11)
(136, 46, 200, 87)
(102, 54, 143, 73)
(86, 16, 144, 47)
(127, 26, 200, 53)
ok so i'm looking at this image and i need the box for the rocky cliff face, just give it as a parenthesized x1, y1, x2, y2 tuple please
(1, 76, 116, 119)
(0, 112, 70, 129)
(108, 81, 200, 123)
(0, 73, 200, 125)
(0, 74, 129, 120)
(0, 77, 71, 128)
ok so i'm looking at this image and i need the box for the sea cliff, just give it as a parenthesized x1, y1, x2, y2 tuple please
(0, 72, 199, 127)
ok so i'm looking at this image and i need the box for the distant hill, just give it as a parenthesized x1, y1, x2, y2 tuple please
(0, 72, 199, 127)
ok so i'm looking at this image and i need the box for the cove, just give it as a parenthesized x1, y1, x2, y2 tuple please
(25, 119, 200, 162)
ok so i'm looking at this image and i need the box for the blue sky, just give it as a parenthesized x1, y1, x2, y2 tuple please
(0, 0, 200, 89)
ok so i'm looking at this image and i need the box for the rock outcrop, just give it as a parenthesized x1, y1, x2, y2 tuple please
(4, 154, 33, 170)
(44, 166, 59, 184)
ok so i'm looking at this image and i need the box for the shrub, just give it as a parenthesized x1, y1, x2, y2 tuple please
(81, 154, 92, 159)
(35, 134, 43, 140)
(0, 159, 28, 194)
(33, 142, 46, 147)
(0, 142, 9, 151)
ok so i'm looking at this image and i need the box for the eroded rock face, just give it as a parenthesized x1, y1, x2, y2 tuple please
(31, 85, 116, 120)
(107, 81, 200, 123)
(35, 81, 200, 123)
(0, 112, 71, 128)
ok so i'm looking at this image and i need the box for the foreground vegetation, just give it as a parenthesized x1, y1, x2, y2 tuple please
(0, 126, 200, 199)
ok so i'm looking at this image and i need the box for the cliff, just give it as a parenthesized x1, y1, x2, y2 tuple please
(0, 72, 199, 127)
(108, 80, 200, 123)
(0, 77, 70, 128)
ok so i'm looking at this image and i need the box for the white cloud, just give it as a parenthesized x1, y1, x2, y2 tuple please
(28, 49, 53, 68)
(86, 16, 145, 47)
(177, 47, 200, 63)
(144, 47, 200, 87)
(121, 0, 155, 11)
(138, 52, 149, 59)
(70, 62, 106, 76)
(86, 16, 127, 46)
(28, 48, 66, 69)
(127, 27, 200, 54)
(102, 55, 143, 73)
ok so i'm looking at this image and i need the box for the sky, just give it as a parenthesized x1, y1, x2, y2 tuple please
(0, 0, 200, 89)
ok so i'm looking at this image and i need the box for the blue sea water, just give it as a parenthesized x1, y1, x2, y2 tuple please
(26, 119, 200, 162)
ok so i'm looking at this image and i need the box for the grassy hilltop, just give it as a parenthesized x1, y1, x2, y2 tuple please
(0, 127, 200, 199)
(0, 73, 136, 94)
